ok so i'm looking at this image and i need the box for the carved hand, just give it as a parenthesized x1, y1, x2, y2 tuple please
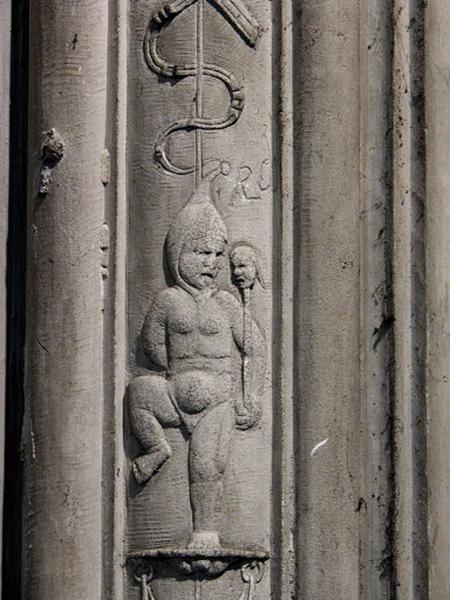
(235, 401, 262, 431)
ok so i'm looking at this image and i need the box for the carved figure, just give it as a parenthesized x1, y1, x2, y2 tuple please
(127, 2, 269, 594)
(129, 189, 266, 551)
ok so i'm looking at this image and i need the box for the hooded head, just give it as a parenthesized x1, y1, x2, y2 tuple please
(166, 184, 228, 293)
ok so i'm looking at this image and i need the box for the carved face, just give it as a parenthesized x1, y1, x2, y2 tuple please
(230, 246, 257, 289)
(179, 235, 225, 290)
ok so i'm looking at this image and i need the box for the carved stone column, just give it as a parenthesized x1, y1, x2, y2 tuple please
(13, 1, 450, 599)
(23, 1, 108, 598)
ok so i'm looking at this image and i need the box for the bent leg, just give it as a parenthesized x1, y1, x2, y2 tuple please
(188, 401, 234, 548)
(128, 375, 181, 484)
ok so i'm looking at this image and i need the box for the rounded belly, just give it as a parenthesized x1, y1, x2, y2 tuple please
(172, 370, 230, 414)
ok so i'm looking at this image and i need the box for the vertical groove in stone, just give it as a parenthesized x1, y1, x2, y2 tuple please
(424, 0, 450, 597)
(24, 1, 109, 598)
(293, 1, 362, 598)
(101, 0, 127, 598)
(392, 0, 427, 598)
(359, 2, 395, 599)
(408, 3, 428, 596)
(271, 1, 296, 598)
(2, 1, 28, 597)
(0, 0, 11, 586)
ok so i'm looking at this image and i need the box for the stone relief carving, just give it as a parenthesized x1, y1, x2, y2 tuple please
(129, 187, 267, 546)
(128, 187, 269, 596)
(143, 0, 261, 178)
(128, 1, 269, 597)
(230, 242, 266, 427)
(135, 560, 264, 600)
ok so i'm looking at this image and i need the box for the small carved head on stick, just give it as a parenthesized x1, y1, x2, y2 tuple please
(230, 243, 266, 291)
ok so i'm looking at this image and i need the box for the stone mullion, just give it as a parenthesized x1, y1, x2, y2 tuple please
(359, 2, 394, 599)
(425, 0, 450, 597)
(392, 1, 428, 598)
(293, 1, 362, 598)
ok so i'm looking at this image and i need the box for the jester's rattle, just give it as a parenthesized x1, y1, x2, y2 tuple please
(230, 244, 265, 429)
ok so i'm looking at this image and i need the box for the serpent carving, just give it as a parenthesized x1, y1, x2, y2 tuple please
(143, 0, 262, 176)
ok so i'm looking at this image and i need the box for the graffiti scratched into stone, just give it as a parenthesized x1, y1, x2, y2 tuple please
(211, 160, 272, 207)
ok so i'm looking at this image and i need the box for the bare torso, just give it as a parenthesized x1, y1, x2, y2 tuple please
(143, 286, 241, 416)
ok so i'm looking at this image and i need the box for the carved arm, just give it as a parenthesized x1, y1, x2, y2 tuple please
(141, 293, 168, 370)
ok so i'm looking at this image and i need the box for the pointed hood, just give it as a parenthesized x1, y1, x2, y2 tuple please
(166, 179, 228, 294)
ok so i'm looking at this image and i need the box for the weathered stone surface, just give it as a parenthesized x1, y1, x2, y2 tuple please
(126, 2, 273, 597)
(23, 1, 108, 598)
(9, 1, 450, 599)
(293, 2, 362, 598)
(0, 0, 11, 586)
(359, 4, 394, 599)
(425, 1, 450, 598)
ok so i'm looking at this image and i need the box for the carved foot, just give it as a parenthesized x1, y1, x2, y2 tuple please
(187, 530, 221, 552)
(132, 441, 172, 485)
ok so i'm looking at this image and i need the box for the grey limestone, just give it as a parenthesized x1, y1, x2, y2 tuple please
(0, 0, 11, 587)
(15, 1, 450, 599)
(23, 1, 109, 598)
